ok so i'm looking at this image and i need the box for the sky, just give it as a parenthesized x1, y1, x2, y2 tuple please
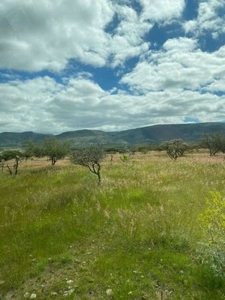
(0, 0, 225, 134)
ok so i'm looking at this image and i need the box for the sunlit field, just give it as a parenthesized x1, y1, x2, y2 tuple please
(1, 151, 225, 299)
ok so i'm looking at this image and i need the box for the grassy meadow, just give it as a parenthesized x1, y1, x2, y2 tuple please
(1, 151, 225, 299)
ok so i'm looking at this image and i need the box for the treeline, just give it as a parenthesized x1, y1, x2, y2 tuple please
(104, 132, 225, 156)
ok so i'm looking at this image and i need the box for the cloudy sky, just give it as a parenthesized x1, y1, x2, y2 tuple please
(1, 0, 225, 134)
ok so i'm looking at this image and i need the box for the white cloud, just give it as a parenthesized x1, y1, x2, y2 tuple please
(0, 0, 225, 134)
(0, 76, 60, 132)
(1, 73, 225, 134)
(104, 4, 152, 67)
(183, 0, 225, 37)
(0, 0, 153, 71)
(0, 0, 187, 72)
(121, 37, 225, 92)
(204, 79, 225, 93)
(139, 0, 185, 22)
(0, 0, 114, 71)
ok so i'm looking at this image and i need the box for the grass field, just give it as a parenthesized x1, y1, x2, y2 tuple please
(1, 151, 225, 299)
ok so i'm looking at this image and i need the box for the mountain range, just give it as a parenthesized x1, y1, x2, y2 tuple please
(1, 122, 225, 149)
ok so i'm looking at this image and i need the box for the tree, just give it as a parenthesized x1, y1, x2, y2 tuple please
(22, 139, 42, 159)
(70, 147, 105, 184)
(41, 138, 70, 165)
(23, 138, 70, 165)
(201, 133, 225, 156)
(0, 150, 24, 175)
(161, 139, 189, 160)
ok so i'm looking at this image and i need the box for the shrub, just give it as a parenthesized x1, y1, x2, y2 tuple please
(198, 191, 225, 279)
(161, 139, 189, 160)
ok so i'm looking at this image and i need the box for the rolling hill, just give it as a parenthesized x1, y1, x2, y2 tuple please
(0, 122, 225, 149)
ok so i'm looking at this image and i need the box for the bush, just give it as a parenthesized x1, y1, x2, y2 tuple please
(198, 191, 225, 278)
(161, 139, 189, 160)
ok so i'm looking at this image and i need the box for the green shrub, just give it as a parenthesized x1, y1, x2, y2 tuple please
(198, 191, 225, 279)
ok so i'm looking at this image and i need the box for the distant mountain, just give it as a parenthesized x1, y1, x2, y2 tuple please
(113, 122, 225, 144)
(0, 131, 52, 149)
(1, 122, 225, 149)
(57, 129, 112, 145)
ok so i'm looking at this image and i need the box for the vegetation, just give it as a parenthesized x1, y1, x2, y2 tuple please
(160, 139, 189, 160)
(41, 138, 71, 165)
(120, 154, 130, 163)
(201, 132, 225, 156)
(199, 191, 225, 280)
(0, 150, 24, 175)
(23, 140, 43, 159)
(1, 151, 225, 299)
(23, 138, 71, 165)
(71, 147, 105, 184)
(1, 122, 225, 149)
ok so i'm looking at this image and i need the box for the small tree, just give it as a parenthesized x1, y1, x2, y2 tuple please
(0, 150, 23, 175)
(161, 139, 189, 160)
(201, 133, 225, 156)
(71, 147, 105, 184)
(41, 138, 70, 165)
(23, 139, 42, 159)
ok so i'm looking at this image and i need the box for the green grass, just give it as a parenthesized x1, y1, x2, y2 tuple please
(1, 153, 225, 299)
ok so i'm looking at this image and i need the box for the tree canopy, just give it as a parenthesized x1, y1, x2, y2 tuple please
(71, 147, 105, 184)
(201, 133, 225, 156)
(23, 138, 71, 164)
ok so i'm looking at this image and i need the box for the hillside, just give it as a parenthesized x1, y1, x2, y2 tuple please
(1, 122, 225, 149)
(0, 131, 52, 149)
(114, 122, 225, 144)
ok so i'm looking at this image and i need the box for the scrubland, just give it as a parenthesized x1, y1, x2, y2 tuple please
(1, 151, 225, 299)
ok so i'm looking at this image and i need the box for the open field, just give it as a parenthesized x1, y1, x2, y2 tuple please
(1, 151, 225, 299)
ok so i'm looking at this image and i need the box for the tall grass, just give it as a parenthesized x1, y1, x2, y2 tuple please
(1, 152, 225, 299)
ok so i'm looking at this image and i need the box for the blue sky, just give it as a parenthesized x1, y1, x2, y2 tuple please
(0, 0, 225, 134)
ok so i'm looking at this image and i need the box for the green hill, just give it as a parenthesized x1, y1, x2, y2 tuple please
(1, 122, 225, 149)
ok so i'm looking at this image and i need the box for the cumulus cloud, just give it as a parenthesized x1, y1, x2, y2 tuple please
(0, 0, 188, 72)
(140, 0, 185, 22)
(121, 37, 225, 93)
(1, 72, 225, 134)
(108, 4, 152, 66)
(183, 0, 225, 37)
(0, 0, 154, 71)
(0, 0, 114, 71)
(0, 0, 225, 134)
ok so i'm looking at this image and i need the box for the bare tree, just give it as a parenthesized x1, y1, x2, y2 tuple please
(71, 147, 105, 184)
